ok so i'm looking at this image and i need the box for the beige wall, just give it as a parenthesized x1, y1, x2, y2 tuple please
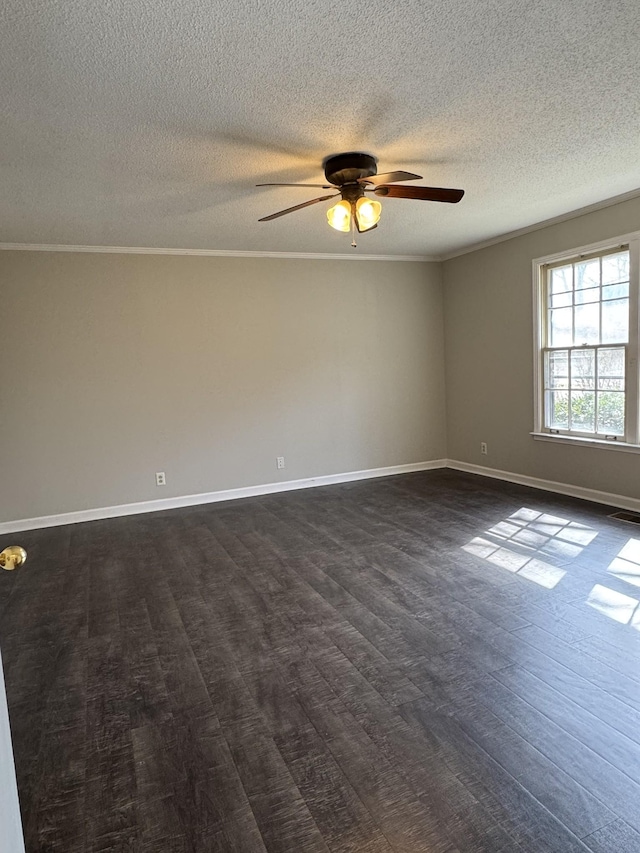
(7, 191, 639, 526)
(0, 252, 446, 522)
(443, 195, 640, 501)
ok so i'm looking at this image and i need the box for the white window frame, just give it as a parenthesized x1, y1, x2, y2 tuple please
(532, 232, 640, 453)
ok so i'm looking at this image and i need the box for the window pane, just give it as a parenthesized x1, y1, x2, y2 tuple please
(550, 308, 572, 346)
(551, 266, 572, 295)
(548, 390, 568, 429)
(575, 258, 600, 289)
(551, 291, 573, 308)
(570, 391, 595, 432)
(602, 251, 629, 285)
(597, 347, 625, 391)
(601, 298, 629, 343)
(547, 350, 569, 388)
(602, 282, 629, 301)
(575, 287, 600, 305)
(571, 349, 595, 389)
(597, 391, 625, 435)
(574, 303, 599, 344)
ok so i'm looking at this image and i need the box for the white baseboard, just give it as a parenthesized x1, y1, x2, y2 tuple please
(447, 459, 640, 514)
(3, 457, 637, 534)
(0, 460, 447, 534)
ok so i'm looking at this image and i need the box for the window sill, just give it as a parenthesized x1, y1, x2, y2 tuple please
(531, 432, 640, 454)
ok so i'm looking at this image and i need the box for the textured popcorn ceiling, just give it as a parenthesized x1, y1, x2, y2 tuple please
(2, 0, 640, 257)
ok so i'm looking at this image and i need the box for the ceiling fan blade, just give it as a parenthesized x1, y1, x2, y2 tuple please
(374, 185, 464, 203)
(258, 193, 339, 222)
(359, 170, 422, 186)
(256, 183, 334, 188)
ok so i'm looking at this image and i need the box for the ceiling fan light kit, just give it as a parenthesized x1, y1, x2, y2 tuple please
(257, 151, 464, 245)
(326, 196, 382, 233)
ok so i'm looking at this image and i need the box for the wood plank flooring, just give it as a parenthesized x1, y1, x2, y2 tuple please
(1, 469, 640, 852)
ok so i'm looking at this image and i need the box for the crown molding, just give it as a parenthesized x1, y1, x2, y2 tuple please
(5, 187, 640, 265)
(439, 186, 640, 261)
(0, 243, 438, 263)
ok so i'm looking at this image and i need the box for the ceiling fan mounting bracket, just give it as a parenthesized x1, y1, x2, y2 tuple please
(323, 152, 377, 186)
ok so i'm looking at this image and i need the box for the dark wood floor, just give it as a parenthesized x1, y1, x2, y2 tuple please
(2, 470, 640, 852)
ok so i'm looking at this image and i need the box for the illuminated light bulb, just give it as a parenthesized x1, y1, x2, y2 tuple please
(355, 197, 382, 231)
(327, 199, 352, 232)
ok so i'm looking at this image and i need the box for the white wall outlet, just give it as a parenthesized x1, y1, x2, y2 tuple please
(480, 442, 488, 455)
(156, 471, 166, 486)
(276, 456, 285, 470)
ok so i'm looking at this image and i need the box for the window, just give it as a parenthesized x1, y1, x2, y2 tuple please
(534, 235, 640, 448)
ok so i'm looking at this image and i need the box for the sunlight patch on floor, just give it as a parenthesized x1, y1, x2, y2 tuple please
(462, 508, 597, 589)
(607, 538, 640, 589)
(586, 583, 640, 629)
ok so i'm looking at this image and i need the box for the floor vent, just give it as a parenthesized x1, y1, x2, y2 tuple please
(609, 510, 640, 525)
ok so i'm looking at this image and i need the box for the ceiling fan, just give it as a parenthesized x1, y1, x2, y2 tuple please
(257, 152, 464, 244)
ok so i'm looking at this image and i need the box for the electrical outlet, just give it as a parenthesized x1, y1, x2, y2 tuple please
(276, 456, 285, 470)
(480, 442, 488, 455)
(156, 471, 166, 486)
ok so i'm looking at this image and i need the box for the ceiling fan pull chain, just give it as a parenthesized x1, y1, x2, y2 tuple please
(351, 216, 357, 248)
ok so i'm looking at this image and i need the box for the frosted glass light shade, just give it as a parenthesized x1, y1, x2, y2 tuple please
(327, 200, 352, 232)
(355, 197, 382, 231)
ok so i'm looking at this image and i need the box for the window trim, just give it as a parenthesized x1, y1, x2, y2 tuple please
(532, 231, 640, 447)
(530, 431, 640, 454)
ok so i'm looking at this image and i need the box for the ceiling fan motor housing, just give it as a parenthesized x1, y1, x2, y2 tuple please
(323, 152, 377, 187)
